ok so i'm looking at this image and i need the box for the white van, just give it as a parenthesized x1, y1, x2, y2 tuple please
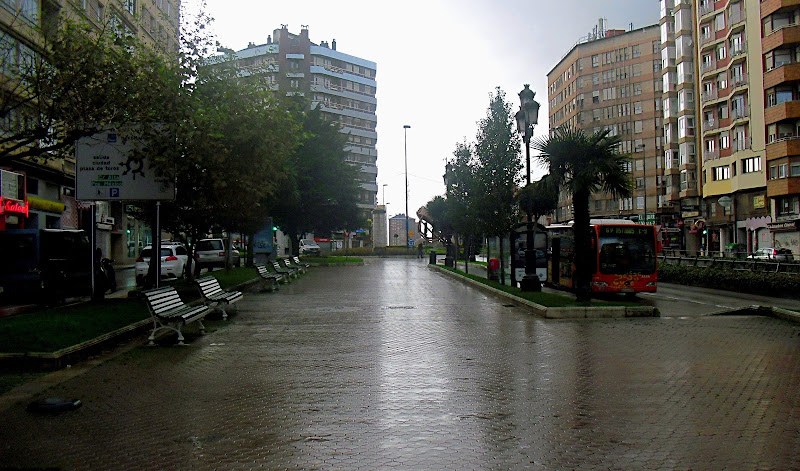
(299, 239, 321, 255)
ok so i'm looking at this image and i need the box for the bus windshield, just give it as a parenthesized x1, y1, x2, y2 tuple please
(597, 226, 656, 275)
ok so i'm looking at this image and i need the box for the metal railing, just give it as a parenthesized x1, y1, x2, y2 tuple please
(659, 252, 800, 274)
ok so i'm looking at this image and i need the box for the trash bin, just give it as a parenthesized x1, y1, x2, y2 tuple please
(429, 250, 437, 265)
(488, 258, 500, 281)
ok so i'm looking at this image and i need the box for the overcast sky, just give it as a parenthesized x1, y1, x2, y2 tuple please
(192, 0, 659, 219)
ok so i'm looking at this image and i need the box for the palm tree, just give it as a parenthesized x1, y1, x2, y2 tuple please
(533, 126, 632, 301)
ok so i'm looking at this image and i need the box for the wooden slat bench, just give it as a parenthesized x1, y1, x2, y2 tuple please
(284, 257, 306, 274)
(256, 264, 284, 290)
(142, 286, 210, 346)
(273, 261, 298, 279)
(293, 256, 311, 270)
(195, 276, 243, 320)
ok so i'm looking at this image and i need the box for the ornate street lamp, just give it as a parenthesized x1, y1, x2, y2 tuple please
(516, 84, 541, 292)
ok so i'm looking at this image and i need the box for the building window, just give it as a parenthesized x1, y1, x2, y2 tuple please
(592, 55, 599, 67)
(715, 13, 725, 31)
(124, 0, 135, 14)
(713, 165, 730, 181)
(96, 2, 104, 21)
(792, 162, 800, 176)
(742, 157, 761, 173)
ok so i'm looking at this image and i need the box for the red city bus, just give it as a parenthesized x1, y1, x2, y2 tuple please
(547, 220, 659, 294)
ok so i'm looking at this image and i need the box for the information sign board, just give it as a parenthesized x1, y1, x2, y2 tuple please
(76, 131, 175, 201)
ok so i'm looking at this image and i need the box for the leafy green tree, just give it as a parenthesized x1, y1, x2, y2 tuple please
(533, 126, 632, 301)
(129, 10, 298, 273)
(1, 19, 175, 163)
(444, 140, 481, 272)
(271, 105, 362, 255)
(473, 87, 522, 283)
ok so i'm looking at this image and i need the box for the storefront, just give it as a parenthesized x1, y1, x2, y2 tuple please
(0, 169, 29, 231)
(768, 219, 800, 255)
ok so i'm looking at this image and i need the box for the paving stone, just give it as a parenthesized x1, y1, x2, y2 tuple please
(1, 258, 800, 469)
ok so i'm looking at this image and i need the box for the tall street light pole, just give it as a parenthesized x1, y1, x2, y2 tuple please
(382, 184, 388, 205)
(404, 125, 411, 252)
(515, 84, 541, 292)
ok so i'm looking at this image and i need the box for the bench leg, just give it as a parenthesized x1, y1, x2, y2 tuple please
(219, 304, 228, 320)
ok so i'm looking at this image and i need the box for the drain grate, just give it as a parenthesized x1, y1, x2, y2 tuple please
(502, 304, 516, 308)
(386, 306, 416, 310)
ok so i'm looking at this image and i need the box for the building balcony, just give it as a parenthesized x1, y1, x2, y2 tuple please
(700, 60, 717, 74)
(765, 100, 800, 125)
(732, 137, 751, 152)
(680, 188, 699, 198)
(704, 118, 718, 131)
(731, 106, 750, 121)
(763, 24, 800, 55)
(730, 73, 748, 89)
(767, 175, 800, 198)
(703, 149, 719, 162)
(701, 89, 718, 103)
(728, 8, 746, 30)
(761, 0, 800, 20)
(766, 136, 800, 162)
(764, 63, 800, 89)
(698, 3, 715, 18)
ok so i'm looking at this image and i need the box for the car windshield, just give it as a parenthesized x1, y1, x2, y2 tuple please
(302, 239, 317, 246)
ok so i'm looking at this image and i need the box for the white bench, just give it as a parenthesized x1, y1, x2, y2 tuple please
(256, 264, 284, 289)
(272, 261, 298, 279)
(283, 258, 306, 274)
(142, 287, 210, 345)
(195, 276, 243, 320)
(293, 256, 311, 270)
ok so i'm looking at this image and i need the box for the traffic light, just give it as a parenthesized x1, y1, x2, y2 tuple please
(702, 227, 708, 236)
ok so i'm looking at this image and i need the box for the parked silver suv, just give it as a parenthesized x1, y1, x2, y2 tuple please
(194, 238, 240, 275)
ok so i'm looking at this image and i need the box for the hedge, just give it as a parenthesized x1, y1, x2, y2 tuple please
(657, 264, 799, 297)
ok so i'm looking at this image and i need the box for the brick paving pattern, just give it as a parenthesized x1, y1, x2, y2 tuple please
(1, 258, 800, 470)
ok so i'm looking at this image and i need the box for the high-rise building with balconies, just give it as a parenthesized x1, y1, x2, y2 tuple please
(695, 0, 769, 254)
(761, 0, 800, 255)
(660, 0, 703, 253)
(547, 21, 666, 226)
(232, 26, 379, 223)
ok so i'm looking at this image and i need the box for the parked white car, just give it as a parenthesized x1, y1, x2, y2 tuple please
(194, 238, 240, 275)
(135, 242, 189, 285)
(299, 239, 321, 255)
(747, 247, 793, 261)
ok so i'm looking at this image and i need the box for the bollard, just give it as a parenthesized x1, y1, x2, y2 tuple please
(429, 250, 436, 265)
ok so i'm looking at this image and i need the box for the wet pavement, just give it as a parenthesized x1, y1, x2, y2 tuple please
(2, 258, 800, 470)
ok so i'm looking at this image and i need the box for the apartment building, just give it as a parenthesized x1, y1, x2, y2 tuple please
(233, 26, 379, 223)
(660, 0, 703, 253)
(696, 0, 769, 255)
(1, 0, 180, 263)
(761, 0, 800, 254)
(547, 22, 666, 228)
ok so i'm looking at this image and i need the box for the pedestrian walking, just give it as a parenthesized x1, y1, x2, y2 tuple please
(417, 242, 424, 258)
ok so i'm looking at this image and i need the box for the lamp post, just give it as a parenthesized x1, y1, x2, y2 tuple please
(515, 84, 541, 292)
(403, 124, 411, 252)
(382, 184, 388, 205)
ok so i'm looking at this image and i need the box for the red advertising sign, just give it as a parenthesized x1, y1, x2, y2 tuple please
(0, 196, 29, 217)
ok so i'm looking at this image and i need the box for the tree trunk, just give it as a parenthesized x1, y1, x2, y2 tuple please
(485, 236, 491, 279)
(573, 188, 592, 302)
(465, 234, 472, 274)
(499, 236, 505, 285)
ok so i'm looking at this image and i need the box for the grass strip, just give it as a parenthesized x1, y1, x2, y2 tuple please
(0, 299, 149, 353)
(440, 266, 638, 308)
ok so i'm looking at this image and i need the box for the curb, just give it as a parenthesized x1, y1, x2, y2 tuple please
(429, 264, 658, 319)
